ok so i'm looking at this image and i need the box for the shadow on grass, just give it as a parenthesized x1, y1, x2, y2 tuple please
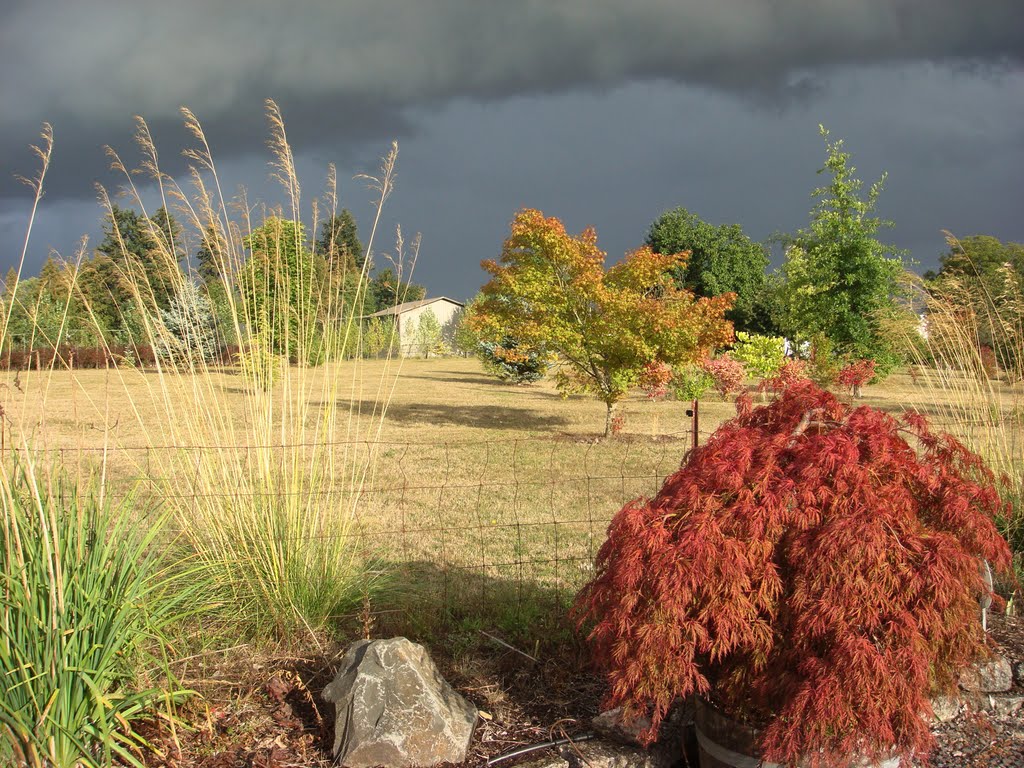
(314, 560, 605, 763)
(399, 373, 507, 387)
(363, 559, 585, 653)
(338, 400, 573, 431)
(400, 372, 571, 400)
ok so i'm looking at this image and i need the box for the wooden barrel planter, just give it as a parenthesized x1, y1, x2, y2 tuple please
(694, 699, 901, 768)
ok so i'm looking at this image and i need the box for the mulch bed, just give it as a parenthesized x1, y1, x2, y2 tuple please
(139, 613, 1023, 768)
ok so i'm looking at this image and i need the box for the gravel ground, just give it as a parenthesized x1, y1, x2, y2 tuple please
(138, 613, 1023, 768)
(914, 612, 1024, 768)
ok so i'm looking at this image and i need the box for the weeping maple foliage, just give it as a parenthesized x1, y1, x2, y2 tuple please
(573, 380, 1013, 766)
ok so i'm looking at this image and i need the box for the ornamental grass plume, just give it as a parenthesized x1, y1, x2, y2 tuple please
(573, 380, 1013, 767)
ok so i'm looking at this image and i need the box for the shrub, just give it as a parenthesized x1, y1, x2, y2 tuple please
(671, 364, 714, 401)
(479, 338, 548, 384)
(360, 317, 399, 359)
(762, 358, 808, 395)
(574, 381, 1013, 766)
(807, 332, 841, 386)
(637, 360, 673, 400)
(979, 344, 999, 379)
(158, 280, 218, 364)
(702, 354, 745, 399)
(731, 331, 785, 381)
(0, 458, 195, 767)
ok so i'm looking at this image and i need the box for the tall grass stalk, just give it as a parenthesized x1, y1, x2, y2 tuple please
(55, 101, 409, 638)
(901, 241, 1024, 588)
(0, 125, 200, 768)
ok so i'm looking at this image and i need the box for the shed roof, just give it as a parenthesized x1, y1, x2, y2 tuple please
(363, 296, 465, 319)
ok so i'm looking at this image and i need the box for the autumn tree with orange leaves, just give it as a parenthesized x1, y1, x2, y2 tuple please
(468, 209, 734, 436)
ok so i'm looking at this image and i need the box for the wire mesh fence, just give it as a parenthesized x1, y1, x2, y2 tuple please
(21, 394, 1020, 632)
(35, 430, 714, 630)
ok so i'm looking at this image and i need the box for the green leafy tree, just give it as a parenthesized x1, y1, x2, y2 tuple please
(195, 224, 228, 286)
(780, 126, 904, 370)
(452, 296, 481, 356)
(74, 253, 128, 340)
(412, 309, 444, 358)
(360, 317, 397, 359)
(927, 234, 1024, 378)
(369, 268, 425, 312)
(149, 206, 185, 265)
(469, 209, 734, 436)
(315, 210, 364, 271)
(4, 260, 103, 352)
(646, 207, 769, 332)
(239, 217, 322, 363)
(928, 234, 1024, 283)
(314, 211, 369, 323)
(96, 204, 184, 313)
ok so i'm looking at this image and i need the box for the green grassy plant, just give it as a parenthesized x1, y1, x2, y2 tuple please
(0, 457, 194, 768)
(83, 104, 406, 639)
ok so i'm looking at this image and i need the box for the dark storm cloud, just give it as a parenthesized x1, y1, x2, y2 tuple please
(2, 0, 1022, 200)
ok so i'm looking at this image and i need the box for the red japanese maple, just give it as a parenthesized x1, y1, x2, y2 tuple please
(573, 381, 1013, 766)
(763, 359, 809, 395)
(702, 354, 746, 399)
(838, 359, 876, 397)
(638, 360, 673, 400)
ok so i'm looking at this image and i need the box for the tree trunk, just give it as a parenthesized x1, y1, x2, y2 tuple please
(604, 401, 617, 438)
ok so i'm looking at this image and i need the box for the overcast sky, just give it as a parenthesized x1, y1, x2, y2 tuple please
(2, 0, 1022, 300)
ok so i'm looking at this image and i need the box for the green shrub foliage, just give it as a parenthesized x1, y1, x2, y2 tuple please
(731, 332, 785, 380)
(478, 338, 548, 383)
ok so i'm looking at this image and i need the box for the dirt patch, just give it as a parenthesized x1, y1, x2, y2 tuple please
(140, 613, 1024, 768)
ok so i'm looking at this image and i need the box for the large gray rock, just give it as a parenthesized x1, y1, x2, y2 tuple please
(958, 654, 1013, 693)
(323, 637, 478, 767)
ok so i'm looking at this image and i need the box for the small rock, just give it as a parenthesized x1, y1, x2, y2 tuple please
(959, 654, 1013, 693)
(930, 695, 961, 723)
(1013, 660, 1024, 685)
(323, 637, 477, 768)
(988, 695, 1024, 717)
(591, 701, 694, 768)
(559, 739, 658, 768)
(592, 708, 653, 747)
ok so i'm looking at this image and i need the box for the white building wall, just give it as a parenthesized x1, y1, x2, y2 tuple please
(398, 300, 464, 356)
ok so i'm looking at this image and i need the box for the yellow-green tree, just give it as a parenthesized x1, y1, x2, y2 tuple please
(469, 209, 734, 436)
(239, 217, 323, 364)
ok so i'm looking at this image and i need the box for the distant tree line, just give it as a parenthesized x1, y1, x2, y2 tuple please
(1, 204, 426, 369)
(458, 125, 1023, 427)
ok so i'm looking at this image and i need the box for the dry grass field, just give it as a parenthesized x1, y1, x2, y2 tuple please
(3, 356, 1021, 634)
(13, 355, 1007, 448)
